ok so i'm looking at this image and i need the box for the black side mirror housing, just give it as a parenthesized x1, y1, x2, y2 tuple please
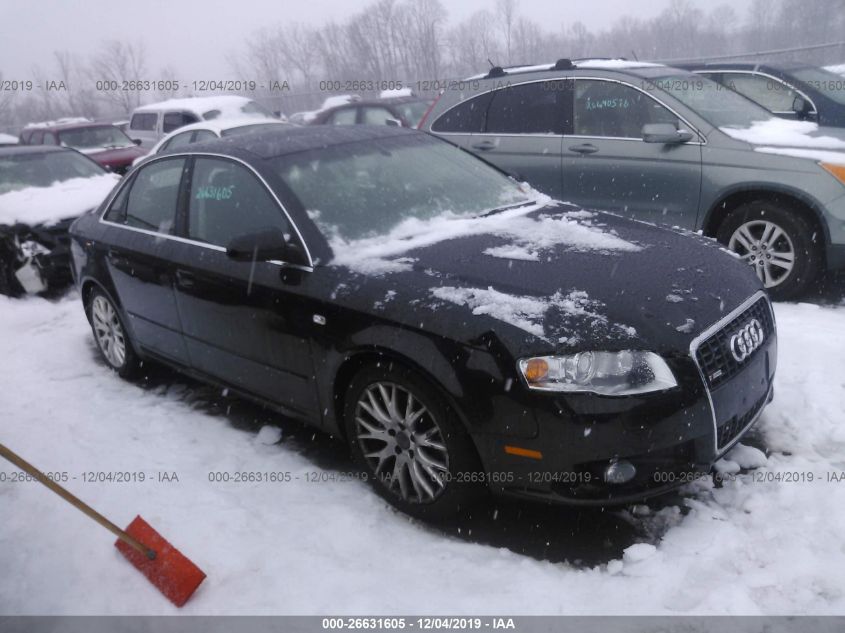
(226, 228, 309, 266)
(642, 123, 694, 144)
(132, 138, 143, 146)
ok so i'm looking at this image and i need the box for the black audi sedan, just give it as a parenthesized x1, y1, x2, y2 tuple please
(69, 126, 776, 518)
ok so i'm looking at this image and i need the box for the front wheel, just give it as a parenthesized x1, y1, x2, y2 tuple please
(716, 201, 822, 301)
(344, 364, 483, 519)
(87, 289, 141, 378)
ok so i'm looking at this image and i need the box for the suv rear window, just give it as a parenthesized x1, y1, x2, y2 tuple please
(130, 113, 157, 131)
(485, 81, 568, 134)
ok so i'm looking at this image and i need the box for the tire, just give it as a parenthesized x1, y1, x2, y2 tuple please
(716, 200, 822, 301)
(87, 289, 141, 379)
(344, 363, 483, 520)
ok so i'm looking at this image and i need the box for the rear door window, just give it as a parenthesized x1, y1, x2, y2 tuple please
(328, 108, 358, 125)
(187, 157, 290, 247)
(161, 130, 197, 152)
(485, 81, 568, 134)
(121, 158, 187, 234)
(361, 106, 394, 125)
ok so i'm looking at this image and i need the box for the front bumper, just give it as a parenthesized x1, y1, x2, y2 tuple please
(474, 292, 777, 506)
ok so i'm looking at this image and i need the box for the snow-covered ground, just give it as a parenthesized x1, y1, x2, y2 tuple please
(1, 287, 844, 615)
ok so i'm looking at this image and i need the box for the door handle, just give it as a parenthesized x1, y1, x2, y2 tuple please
(107, 249, 130, 269)
(568, 143, 599, 154)
(175, 269, 195, 289)
(471, 140, 497, 151)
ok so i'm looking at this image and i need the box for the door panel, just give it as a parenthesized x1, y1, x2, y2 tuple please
(561, 79, 702, 228)
(101, 157, 190, 363)
(172, 156, 319, 416)
(470, 80, 568, 198)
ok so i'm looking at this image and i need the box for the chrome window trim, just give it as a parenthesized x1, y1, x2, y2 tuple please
(98, 151, 314, 270)
(688, 289, 774, 455)
(691, 69, 819, 117)
(431, 75, 706, 145)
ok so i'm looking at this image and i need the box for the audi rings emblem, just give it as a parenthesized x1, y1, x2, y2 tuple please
(729, 319, 765, 363)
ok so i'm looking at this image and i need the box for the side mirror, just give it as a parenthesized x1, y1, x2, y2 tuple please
(384, 117, 402, 127)
(642, 123, 694, 144)
(226, 228, 309, 266)
(792, 95, 815, 119)
(132, 138, 143, 146)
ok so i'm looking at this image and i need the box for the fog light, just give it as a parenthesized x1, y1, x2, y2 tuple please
(604, 459, 636, 484)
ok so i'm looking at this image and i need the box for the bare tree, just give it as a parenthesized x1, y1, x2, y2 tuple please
(496, 0, 518, 65)
(88, 40, 148, 114)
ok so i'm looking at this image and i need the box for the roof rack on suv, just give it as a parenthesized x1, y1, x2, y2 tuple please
(484, 58, 574, 79)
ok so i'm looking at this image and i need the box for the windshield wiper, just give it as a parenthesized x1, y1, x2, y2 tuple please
(477, 199, 538, 218)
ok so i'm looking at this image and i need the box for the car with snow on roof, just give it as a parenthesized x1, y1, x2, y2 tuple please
(69, 125, 776, 518)
(421, 58, 845, 300)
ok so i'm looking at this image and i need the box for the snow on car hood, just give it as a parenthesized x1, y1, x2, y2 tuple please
(0, 173, 119, 226)
(329, 195, 641, 275)
(325, 202, 763, 355)
(721, 118, 845, 165)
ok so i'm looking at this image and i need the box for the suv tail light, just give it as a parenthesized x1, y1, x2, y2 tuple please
(417, 91, 444, 130)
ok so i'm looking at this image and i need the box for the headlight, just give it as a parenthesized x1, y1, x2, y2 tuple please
(820, 162, 845, 186)
(518, 351, 677, 396)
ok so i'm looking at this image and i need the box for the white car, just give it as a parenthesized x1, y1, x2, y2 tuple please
(131, 118, 293, 167)
(127, 96, 278, 148)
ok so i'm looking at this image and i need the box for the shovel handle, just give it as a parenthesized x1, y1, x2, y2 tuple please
(0, 443, 156, 560)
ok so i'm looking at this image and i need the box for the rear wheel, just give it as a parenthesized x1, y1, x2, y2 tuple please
(716, 200, 821, 301)
(344, 363, 483, 519)
(87, 289, 140, 378)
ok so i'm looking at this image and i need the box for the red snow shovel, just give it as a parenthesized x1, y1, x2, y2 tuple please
(0, 443, 206, 607)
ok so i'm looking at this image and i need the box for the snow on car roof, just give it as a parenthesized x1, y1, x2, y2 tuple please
(133, 95, 269, 118)
(23, 117, 92, 130)
(158, 117, 285, 137)
(0, 133, 18, 144)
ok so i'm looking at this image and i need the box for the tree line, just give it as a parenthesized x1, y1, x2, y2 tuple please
(2, 0, 844, 132)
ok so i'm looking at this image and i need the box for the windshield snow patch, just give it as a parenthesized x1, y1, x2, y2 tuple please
(430, 285, 637, 343)
(330, 199, 641, 275)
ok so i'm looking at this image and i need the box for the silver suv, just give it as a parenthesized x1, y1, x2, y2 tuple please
(420, 59, 845, 300)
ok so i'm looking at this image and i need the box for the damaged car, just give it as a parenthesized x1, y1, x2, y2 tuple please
(0, 145, 119, 296)
(69, 126, 776, 518)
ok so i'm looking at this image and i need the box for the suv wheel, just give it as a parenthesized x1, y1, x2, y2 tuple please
(716, 200, 821, 300)
(344, 363, 482, 519)
(88, 289, 140, 378)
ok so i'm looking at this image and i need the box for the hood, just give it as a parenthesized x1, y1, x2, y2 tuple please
(327, 202, 763, 357)
(0, 173, 120, 226)
(84, 144, 147, 165)
(720, 118, 845, 165)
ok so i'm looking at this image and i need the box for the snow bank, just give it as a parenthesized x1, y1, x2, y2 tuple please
(330, 198, 641, 276)
(1, 295, 844, 615)
(0, 173, 119, 225)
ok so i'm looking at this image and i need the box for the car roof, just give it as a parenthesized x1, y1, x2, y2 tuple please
(0, 145, 71, 156)
(463, 58, 672, 81)
(159, 117, 288, 136)
(170, 124, 419, 160)
(133, 95, 255, 115)
(678, 61, 814, 73)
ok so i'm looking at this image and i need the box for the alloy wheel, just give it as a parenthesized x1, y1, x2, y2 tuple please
(728, 219, 796, 288)
(91, 295, 126, 368)
(354, 381, 449, 504)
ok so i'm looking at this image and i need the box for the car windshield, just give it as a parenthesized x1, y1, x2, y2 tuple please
(652, 73, 777, 128)
(220, 122, 290, 137)
(0, 151, 105, 194)
(58, 126, 135, 150)
(790, 67, 845, 105)
(393, 100, 433, 127)
(272, 134, 532, 242)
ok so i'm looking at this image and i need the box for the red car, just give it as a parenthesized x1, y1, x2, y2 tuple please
(20, 121, 147, 174)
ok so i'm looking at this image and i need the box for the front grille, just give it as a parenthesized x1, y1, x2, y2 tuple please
(695, 296, 773, 389)
(717, 391, 767, 450)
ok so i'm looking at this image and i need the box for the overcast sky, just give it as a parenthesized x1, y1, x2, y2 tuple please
(1, 0, 753, 80)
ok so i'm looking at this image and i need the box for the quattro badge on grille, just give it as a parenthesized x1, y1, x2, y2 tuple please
(729, 318, 765, 363)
